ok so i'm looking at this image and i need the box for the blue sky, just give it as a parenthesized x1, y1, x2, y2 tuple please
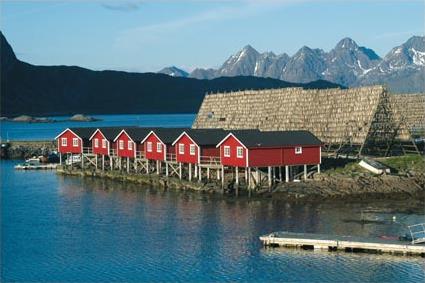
(1, 0, 423, 72)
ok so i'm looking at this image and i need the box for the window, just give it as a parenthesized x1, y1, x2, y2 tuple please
(73, 138, 78, 147)
(224, 146, 230, 157)
(128, 142, 133, 150)
(190, 144, 196, 156)
(237, 146, 243, 158)
(94, 138, 99, 148)
(147, 142, 152, 152)
(295, 147, 302, 154)
(157, 142, 162, 152)
(119, 140, 124, 150)
(102, 139, 107, 149)
(179, 143, 185, 154)
(61, 138, 67, 146)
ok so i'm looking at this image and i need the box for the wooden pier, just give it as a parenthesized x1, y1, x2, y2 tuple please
(260, 232, 425, 256)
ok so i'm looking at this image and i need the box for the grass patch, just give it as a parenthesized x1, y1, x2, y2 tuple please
(377, 155, 425, 173)
(323, 161, 370, 177)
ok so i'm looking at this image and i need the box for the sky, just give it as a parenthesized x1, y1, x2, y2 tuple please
(1, 0, 424, 73)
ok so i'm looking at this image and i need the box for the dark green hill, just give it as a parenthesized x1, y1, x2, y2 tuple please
(0, 32, 342, 116)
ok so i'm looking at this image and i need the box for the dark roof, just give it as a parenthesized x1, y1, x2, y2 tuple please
(69, 127, 98, 139)
(154, 128, 190, 144)
(230, 130, 322, 148)
(92, 127, 134, 140)
(123, 127, 161, 142)
(184, 128, 229, 146)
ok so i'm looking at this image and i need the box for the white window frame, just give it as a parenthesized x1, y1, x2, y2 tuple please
(102, 139, 107, 149)
(147, 142, 152, 152)
(61, 138, 67, 146)
(236, 146, 243, 158)
(128, 141, 133, 150)
(295, 146, 302, 154)
(94, 138, 99, 148)
(157, 142, 162, 153)
(72, 138, 78, 147)
(119, 140, 124, 150)
(189, 144, 196, 156)
(179, 143, 185, 154)
(224, 146, 230, 157)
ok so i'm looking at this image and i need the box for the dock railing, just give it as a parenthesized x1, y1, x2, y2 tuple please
(166, 153, 177, 162)
(135, 151, 145, 159)
(200, 155, 221, 165)
(82, 147, 93, 154)
(408, 223, 425, 244)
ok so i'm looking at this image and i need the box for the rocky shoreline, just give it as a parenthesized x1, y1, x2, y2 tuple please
(0, 141, 57, 159)
(57, 166, 425, 202)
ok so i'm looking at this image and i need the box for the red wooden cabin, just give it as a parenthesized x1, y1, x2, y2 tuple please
(112, 128, 152, 158)
(217, 130, 322, 168)
(142, 128, 188, 161)
(172, 129, 227, 164)
(89, 127, 123, 156)
(55, 127, 96, 154)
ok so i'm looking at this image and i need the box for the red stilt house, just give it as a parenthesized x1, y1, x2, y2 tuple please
(89, 127, 123, 156)
(141, 128, 188, 161)
(113, 128, 152, 158)
(216, 130, 322, 167)
(55, 127, 96, 154)
(172, 129, 228, 164)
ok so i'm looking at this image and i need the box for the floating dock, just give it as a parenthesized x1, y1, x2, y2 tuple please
(260, 232, 425, 256)
(14, 164, 58, 170)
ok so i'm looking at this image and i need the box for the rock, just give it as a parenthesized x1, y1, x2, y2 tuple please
(69, 114, 100, 122)
(12, 115, 34, 122)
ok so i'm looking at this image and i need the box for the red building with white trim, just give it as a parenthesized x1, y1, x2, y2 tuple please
(217, 130, 322, 167)
(172, 129, 227, 164)
(55, 127, 96, 154)
(142, 128, 188, 161)
(89, 127, 123, 156)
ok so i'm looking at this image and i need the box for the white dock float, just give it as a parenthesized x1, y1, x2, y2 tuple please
(260, 232, 425, 256)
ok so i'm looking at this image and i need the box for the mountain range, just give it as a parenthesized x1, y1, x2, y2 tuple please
(0, 32, 341, 117)
(158, 36, 425, 93)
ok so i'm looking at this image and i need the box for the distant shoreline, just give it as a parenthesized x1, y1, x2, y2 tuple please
(0, 114, 102, 123)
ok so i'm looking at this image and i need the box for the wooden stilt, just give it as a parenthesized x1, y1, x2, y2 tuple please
(59, 153, 62, 165)
(156, 160, 160, 175)
(70, 153, 73, 169)
(198, 165, 201, 181)
(146, 160, 149, 174)
(245, 167, 248, 182)
(279, 167, 282, 181)
(207, 167, 210, 179)
(95, 155, 98, 169)
(179, 162, 182, 180)
(165, 162, 169, 176)
(304, 164, 307, 180)
(317, 164, 321, 174)
(102, 155, 105, 171)
(268, 166, 272, 190)
(110, 156, 113, 171)
(127, 157, 130, 173)
(285, 166, 289, 182)
(217, 169, 220, 180)
(235, 167, 239, 185)
(194, 164, 198, 178)
(81, 153, 84, 169)
(256, 168, 260, 187)
(189, 163, 192, 181)
(248, 167, 252, 197)
(221, 165, 224, 192)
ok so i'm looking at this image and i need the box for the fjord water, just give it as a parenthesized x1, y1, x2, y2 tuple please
(0, 114, 196, 140)
(2, 160, 424, 282)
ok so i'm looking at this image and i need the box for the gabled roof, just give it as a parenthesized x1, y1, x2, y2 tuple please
(59, 127, 97, 140)
(90, 127, 134, 141)
(151, 128, 190, 144)
(183, 129, 229, 146)
(218, 130, 322, 148)
(117, 127, 159, 142)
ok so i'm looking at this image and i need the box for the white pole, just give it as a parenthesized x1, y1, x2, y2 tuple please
(179, 162, 182, 180)
(198, 165, 202, 181)
(207, 167, 210, 179)
(317, 164, 321, 174)
(235, 167, 239, 185)
(304, 164, 307, 180)
(285, 166, 289, 182)
(165, 162, 169, 177)
(268, 166, 272, 188)
(127, 157, 130, 173)
(189, 163, 192, 181)
(102, 155, 105, 171)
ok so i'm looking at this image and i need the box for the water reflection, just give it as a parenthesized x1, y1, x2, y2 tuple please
(2, 161, 424, 282)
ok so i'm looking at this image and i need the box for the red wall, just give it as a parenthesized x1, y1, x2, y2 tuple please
(143, 133, 166, 161)
(91, 131, 110, 155)
(57, 130, 83, 154)
(219, 135, 247, 167)
(175, 134, 199, 164)
(201, 147, 220, 157)
(249, 148, 283, 167)
(282, 146, 321, 165)
(115, 131, 136, 158)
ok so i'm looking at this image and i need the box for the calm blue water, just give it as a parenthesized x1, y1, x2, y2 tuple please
(2, 160, 425, 282)
(0, 114, 195, 141)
